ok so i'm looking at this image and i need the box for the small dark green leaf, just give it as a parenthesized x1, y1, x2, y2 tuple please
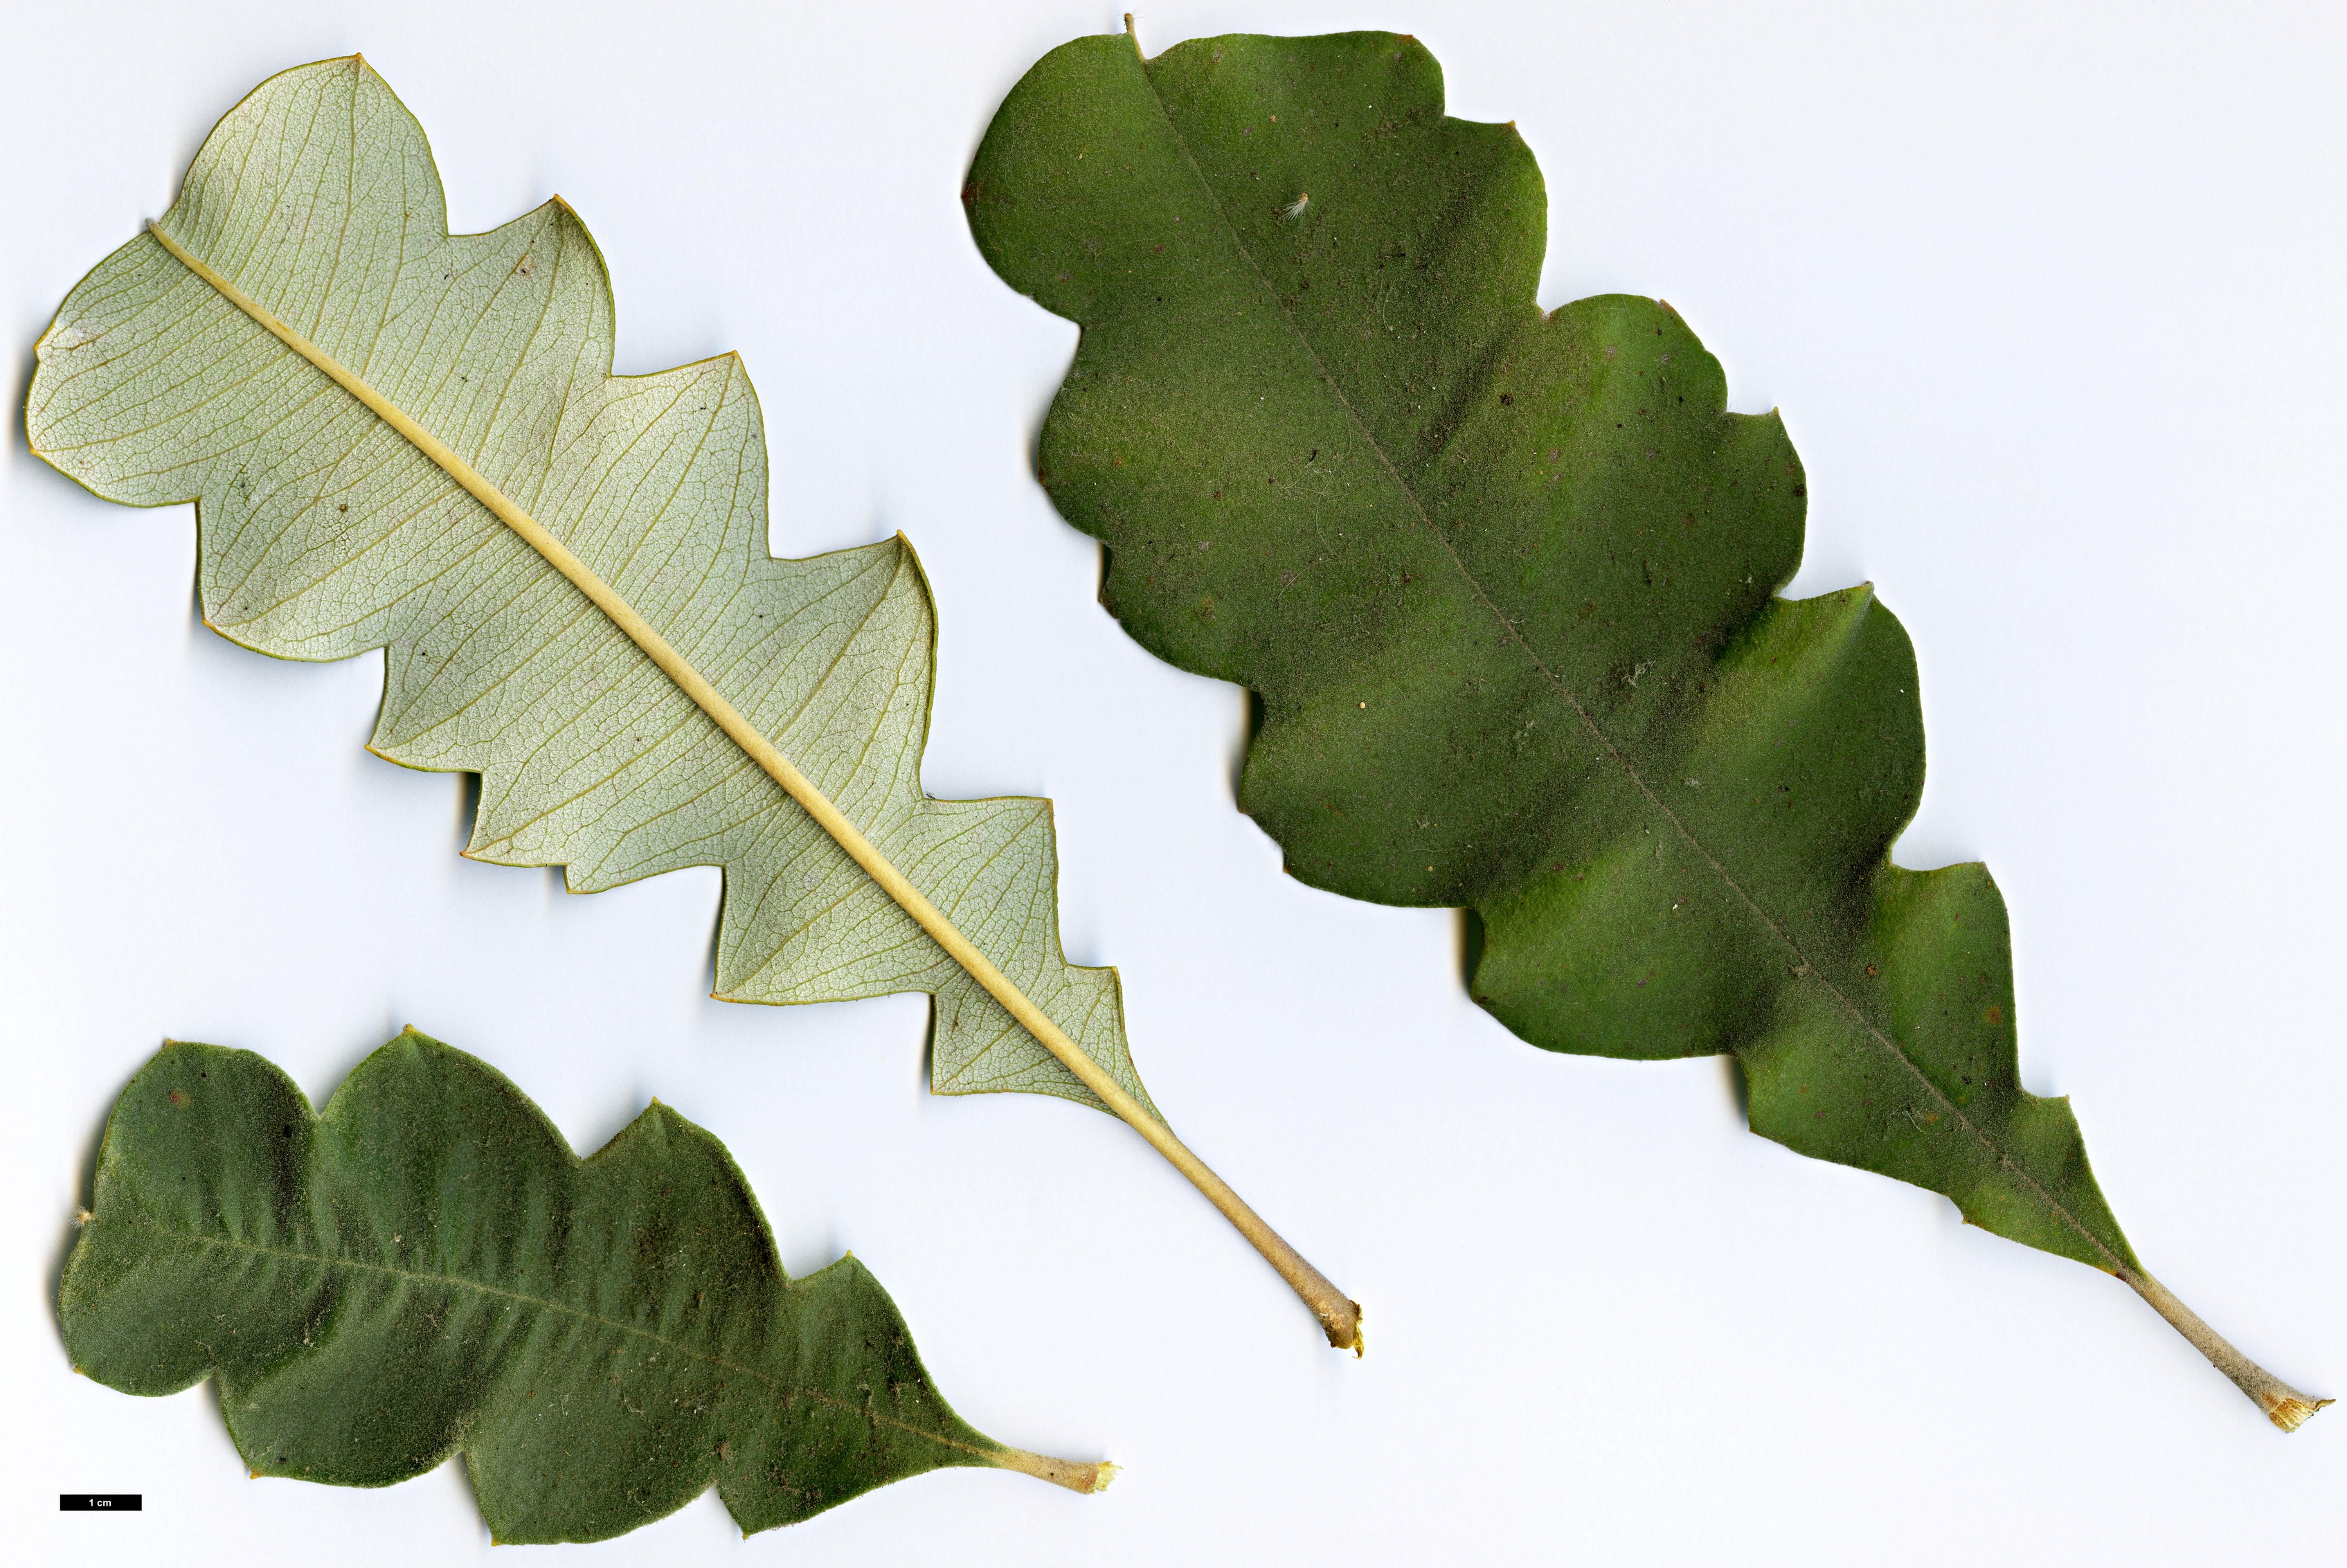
(61, 1030, 1107, 1543)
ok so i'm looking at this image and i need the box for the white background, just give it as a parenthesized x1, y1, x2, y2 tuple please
(2, 1, 2340, 1562)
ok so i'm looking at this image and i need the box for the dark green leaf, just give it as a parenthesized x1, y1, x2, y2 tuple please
(964, 24, 2323, 1426)
(61, 1030, 1107, 1543)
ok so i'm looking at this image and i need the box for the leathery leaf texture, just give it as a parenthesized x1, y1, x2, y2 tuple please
(61, 1031, 1104, 1544)
(966, 31, 2132, 1272)
(26, 56, 1149, 1114)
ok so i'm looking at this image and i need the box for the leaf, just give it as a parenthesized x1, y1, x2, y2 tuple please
(964, 24, 2323, 1426)
(26, 56, 1356, 1346)
(60, 1029, 1106, 1542)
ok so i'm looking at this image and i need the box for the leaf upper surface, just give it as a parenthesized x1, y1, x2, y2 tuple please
(60, 1031, 1081, 1542)
(966, 30, 2134, 1271)
(27, 56, 1151, 1114)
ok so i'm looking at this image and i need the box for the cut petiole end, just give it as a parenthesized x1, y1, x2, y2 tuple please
(2119, 1266, 2328, 1432)
(991, 1447, 1117, 1494)
(2265, 1395, 2331, 1435)
(1322, 1299, 1366, 1356)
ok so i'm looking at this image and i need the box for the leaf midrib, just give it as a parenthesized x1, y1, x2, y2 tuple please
(110, 1214, 995, 1461)
(1130, 53, 2120, 1270)
(139, 215, 1150, 1121)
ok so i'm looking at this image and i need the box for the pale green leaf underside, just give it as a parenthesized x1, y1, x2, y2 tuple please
(27, 56, 1151, 1113)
